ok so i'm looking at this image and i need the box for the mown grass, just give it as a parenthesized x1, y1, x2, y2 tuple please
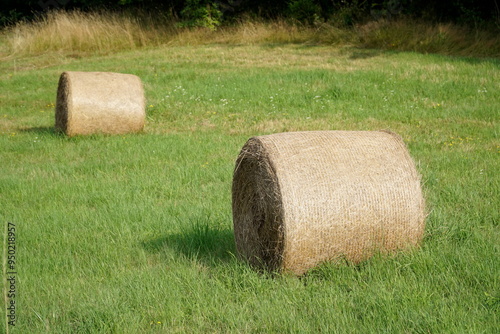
(0, 28, 499, 333)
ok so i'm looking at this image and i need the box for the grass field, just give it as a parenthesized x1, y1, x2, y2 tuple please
(1, 32, 499, 333)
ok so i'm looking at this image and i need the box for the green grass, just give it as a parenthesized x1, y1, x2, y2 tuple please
(0, 43, 499, 333)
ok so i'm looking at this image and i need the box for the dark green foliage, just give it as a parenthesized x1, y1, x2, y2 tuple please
(1, 0, 499, 28)
(288, 0, 322, 24)
(0, 9, 25, 26)
(330, 0, 368, 26)
(179, 0, 222, 30)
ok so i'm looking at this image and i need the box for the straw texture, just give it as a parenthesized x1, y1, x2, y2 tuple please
(55, 71, 145, 136)
(232, 131, 426, 275)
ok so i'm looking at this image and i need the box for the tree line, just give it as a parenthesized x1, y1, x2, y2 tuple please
(2, 0, 499, 27)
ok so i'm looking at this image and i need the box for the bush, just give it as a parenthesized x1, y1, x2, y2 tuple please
(288, 0, 322, 25)
(329, 0, 368, 27)
(180, 0, 223, 30)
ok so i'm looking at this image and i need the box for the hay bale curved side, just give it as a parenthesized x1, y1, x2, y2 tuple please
(55, 71, 145, 136)
(232, 131, 426, 275)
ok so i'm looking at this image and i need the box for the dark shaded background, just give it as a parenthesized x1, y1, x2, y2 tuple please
(1, 0, 499, 27)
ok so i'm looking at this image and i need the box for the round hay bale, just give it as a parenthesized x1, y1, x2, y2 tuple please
(55, 71, 145, 136)
(232, 130, 426, 275)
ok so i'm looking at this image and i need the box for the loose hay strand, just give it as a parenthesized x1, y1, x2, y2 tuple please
(232, 130, 426, 275)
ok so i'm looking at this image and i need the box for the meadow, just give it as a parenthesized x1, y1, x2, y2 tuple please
(0, 12, 499, 333)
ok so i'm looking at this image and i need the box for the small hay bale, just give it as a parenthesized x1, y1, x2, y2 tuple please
(55, 71, 145, 136)
(232, 130, 426, 275)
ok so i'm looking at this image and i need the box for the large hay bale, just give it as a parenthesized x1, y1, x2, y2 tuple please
(55, 71, 145, 136)
(232, 130, 426, 275)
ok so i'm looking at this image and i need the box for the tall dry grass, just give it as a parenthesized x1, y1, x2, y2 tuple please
(1, 11, 357, 56)
(1, 10, 499, 58)
(169, 19, 356, 46)
(4, 10, 177, 56)
(357, 19, 500, 58)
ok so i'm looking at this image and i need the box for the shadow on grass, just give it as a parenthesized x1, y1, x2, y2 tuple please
(141, 220, 236, 265)
(346, 46, 500, 66)
(348, 49, 383, 60)
(19, 126, 62, 136)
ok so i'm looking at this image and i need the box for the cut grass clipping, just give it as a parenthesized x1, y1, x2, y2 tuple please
(55, 71, 145, 136)
(232, 131, 426, 275)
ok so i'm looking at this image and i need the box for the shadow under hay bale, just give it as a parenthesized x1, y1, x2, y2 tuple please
(55, 71, 145, 137)
(141, 223, 236, 264)
(232, 130, 426, 275)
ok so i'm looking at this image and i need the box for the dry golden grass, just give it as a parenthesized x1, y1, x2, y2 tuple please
(165, 19, 355, 47)
(4, 10, 176, 56)
(1, 10, 498, 58)
(357, 19, 500, 58)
